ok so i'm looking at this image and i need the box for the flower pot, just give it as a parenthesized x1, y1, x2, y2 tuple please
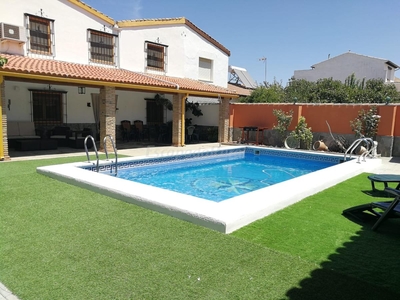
(357, 146, 367, 155)
(313, 141, 328, 151)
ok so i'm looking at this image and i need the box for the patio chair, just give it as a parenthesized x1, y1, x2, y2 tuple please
(342, 187, 400, 231)
(121, 120, 132, 142)
(367, 174, 400, 191)
(133, 120, 144, 141)
(186, 125, 199, 143)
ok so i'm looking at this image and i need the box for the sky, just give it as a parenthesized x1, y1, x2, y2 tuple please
(82, 0, 400, 86)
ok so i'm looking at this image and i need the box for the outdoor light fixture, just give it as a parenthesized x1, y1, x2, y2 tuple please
(293, 97, 297, 105)
(78, 87, 86, 94)
(386, 96, 391, 105)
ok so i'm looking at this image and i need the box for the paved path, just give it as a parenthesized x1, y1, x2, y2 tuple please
(0, 283, 19, 300)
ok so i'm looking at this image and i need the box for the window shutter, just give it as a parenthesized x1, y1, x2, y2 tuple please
(199, 58, 212, 81)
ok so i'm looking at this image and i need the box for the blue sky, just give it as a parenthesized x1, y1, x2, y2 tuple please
(83, 0, 400, 86)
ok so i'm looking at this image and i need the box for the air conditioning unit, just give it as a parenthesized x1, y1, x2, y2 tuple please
(0, 23, 26, 43)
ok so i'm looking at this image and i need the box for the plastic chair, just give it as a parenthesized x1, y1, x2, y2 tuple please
(187, 125, 199, 143)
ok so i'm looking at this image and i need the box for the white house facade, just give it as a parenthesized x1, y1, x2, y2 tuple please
(294, 52, 399, 83)
(0, 0, 237, 160)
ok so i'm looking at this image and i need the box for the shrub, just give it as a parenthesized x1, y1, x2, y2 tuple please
(290, 116, 313, 149)
(273, 109, 293, 143)
(350, 106, 381, 138)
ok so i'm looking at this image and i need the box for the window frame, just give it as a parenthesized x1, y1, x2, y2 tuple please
(145, 41, 168, 72)
(29, 90, 67, 126)
(88, 29, 117, 66)
(25, 14, 55, 56)
(145, 99, 165, 125)
(198, 57, 213, 82)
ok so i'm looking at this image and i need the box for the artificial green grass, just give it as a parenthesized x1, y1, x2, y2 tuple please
(1, 157, 400, 299)
(233, 175, 400, 295)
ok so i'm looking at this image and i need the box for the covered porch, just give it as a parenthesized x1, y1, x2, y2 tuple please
(0, 54, 238, 160)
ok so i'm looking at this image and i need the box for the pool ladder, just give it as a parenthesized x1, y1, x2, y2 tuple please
(343, 137, 376, 162)
(84, 135, 118, 176)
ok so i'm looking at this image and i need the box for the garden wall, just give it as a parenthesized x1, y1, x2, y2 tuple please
(229, 103, 400, 157)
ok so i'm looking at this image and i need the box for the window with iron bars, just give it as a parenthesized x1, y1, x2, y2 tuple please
(88, 29, 117, 65)
(145, 42, 168, 72)
(31, 91, 64, 127)
(26, 14, 54, 56)
(146, 99, 165, 124)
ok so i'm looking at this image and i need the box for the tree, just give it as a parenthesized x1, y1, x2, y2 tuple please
(241, 80, 285, 103)
(284, 75, 400, 104)
(284, 78, 316, 103)
(314, 78, 347, 103)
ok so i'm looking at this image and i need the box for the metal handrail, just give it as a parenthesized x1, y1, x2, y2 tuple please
(84, 135, 99, 172)
(103, 135, 118, 176)
(343, 137, 375, 162)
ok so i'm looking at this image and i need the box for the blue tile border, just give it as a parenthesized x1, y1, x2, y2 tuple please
(244, 147, 343, 163)
(81, 146, 344, 172)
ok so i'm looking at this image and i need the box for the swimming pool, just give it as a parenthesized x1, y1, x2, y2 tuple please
(101, 150, 336, 202)
(37, 145, 381, 233)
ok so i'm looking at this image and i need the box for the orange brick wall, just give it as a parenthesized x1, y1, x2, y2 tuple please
(230, 103, 399, 137)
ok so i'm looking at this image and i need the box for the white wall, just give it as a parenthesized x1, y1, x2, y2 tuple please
(119, 23, 229, 87)
(4, 1, 227, 126)
(4, 80, 174, 125)
(4, 81, 32, 121)
(294, 53, 391, 82)
(182, 26, 229, 87)
(4, 0, 117, 64)
(186, 105, 219, 126)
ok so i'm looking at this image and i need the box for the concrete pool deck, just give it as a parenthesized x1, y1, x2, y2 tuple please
(36, 144, 385, 233)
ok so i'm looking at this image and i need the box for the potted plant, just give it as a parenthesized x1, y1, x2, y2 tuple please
(273, 109, 293, 146)
(289, 116, 313, 150)
(0, 56, 7, 67)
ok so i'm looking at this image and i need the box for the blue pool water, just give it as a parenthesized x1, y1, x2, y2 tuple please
(109, 151, 336, 202)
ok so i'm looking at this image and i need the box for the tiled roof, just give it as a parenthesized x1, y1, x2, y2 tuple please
(0, 54, 237, 96)
(150, 74, 236, 95)
(227, 83, 253, 96)
(0, 54, 174, 87)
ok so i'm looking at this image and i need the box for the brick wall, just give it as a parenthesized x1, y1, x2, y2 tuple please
(229, 103, 400, 157)
(99, 86, 116, 152)
(218, 98, 229, 143)
(0, 79, 9, 160)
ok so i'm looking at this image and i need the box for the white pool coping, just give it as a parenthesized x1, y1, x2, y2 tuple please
(36, 146, 382, 233)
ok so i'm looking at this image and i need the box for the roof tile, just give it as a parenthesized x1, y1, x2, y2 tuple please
(0, 54, 237, 96)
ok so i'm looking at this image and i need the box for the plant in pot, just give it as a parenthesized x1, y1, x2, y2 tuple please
(350, 106, 380, 154)
(0, 56, 7, 67)
(272, 109, 293, 147)
(289, 116, 313, 150)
